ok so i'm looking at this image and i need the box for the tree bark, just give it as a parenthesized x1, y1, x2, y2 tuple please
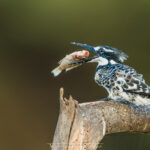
(51, 88, 150, 150)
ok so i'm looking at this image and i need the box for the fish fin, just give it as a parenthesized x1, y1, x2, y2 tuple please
(51, 67, 62, 77)
(58, 55, 68, 64)
(65, 65, 80, 72)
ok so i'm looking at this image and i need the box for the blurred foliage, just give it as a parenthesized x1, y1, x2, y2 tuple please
(0, 0, 150, 150)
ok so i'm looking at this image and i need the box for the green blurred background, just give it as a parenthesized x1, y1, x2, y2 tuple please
(1, 0, 150, 150)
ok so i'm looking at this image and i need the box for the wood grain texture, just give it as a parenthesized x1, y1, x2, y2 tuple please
(51, 88, 150, 150)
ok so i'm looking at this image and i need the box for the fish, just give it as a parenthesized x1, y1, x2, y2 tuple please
(51, 50, 89, 76)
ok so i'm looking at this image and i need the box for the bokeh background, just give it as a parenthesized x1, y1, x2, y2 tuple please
(1, 0, 150, 150)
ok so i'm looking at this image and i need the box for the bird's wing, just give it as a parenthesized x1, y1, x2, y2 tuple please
(115, 66, 150, 97)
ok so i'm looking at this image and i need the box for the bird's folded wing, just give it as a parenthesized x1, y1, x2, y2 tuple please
(115, 69, 150, 97)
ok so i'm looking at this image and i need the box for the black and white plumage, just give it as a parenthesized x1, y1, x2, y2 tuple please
(72, 42, 150, 105)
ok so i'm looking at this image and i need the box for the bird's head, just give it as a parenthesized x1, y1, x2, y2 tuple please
(72, 42, 128, 66)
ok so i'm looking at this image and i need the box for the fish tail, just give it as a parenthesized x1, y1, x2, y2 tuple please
(51, 67, 62, 77)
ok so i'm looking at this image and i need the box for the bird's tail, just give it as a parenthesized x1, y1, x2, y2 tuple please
(51, 67, 62, 77)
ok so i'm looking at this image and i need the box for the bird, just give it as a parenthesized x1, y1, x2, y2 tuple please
(71, 42, 150, 106)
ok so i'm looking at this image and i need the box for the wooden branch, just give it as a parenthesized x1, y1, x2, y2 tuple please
(51, 88, 150, 150)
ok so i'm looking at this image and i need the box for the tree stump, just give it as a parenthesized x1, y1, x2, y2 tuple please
(51, 88, 150, 150)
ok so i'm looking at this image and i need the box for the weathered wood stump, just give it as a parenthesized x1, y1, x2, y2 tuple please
(51, 88, 150, 150)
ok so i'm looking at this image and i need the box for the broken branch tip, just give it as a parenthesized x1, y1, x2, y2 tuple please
(60, 87, 64, 100)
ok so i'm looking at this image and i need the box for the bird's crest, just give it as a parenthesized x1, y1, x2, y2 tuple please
(100, 46, 128, 63)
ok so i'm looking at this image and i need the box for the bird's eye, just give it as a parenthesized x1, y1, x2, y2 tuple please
(100, 47, 104, 51)
(100, 50, 104, 54)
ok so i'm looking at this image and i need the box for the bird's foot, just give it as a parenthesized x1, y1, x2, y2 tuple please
(114, 98, 136, 106)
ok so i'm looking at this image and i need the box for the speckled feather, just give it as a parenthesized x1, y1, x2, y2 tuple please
(95, 63, 150, 105)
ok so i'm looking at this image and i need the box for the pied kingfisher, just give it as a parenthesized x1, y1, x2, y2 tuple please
(72, 42, 150, 105)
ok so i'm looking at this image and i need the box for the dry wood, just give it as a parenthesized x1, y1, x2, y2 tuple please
(51, 88, 150, 150)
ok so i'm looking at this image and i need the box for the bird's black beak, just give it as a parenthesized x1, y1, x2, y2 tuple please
(69, 56, 98, 65)
(70, 42, 99, 65)
(71, 42, 98, 54)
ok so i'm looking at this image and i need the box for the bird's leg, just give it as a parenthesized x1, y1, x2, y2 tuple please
(98, 97, 135, 106)
(115, 99, 135, 106)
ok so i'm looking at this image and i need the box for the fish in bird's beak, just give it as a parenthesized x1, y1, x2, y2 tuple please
(52, 42, 100, 77)
(51, 50, 90, 76)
